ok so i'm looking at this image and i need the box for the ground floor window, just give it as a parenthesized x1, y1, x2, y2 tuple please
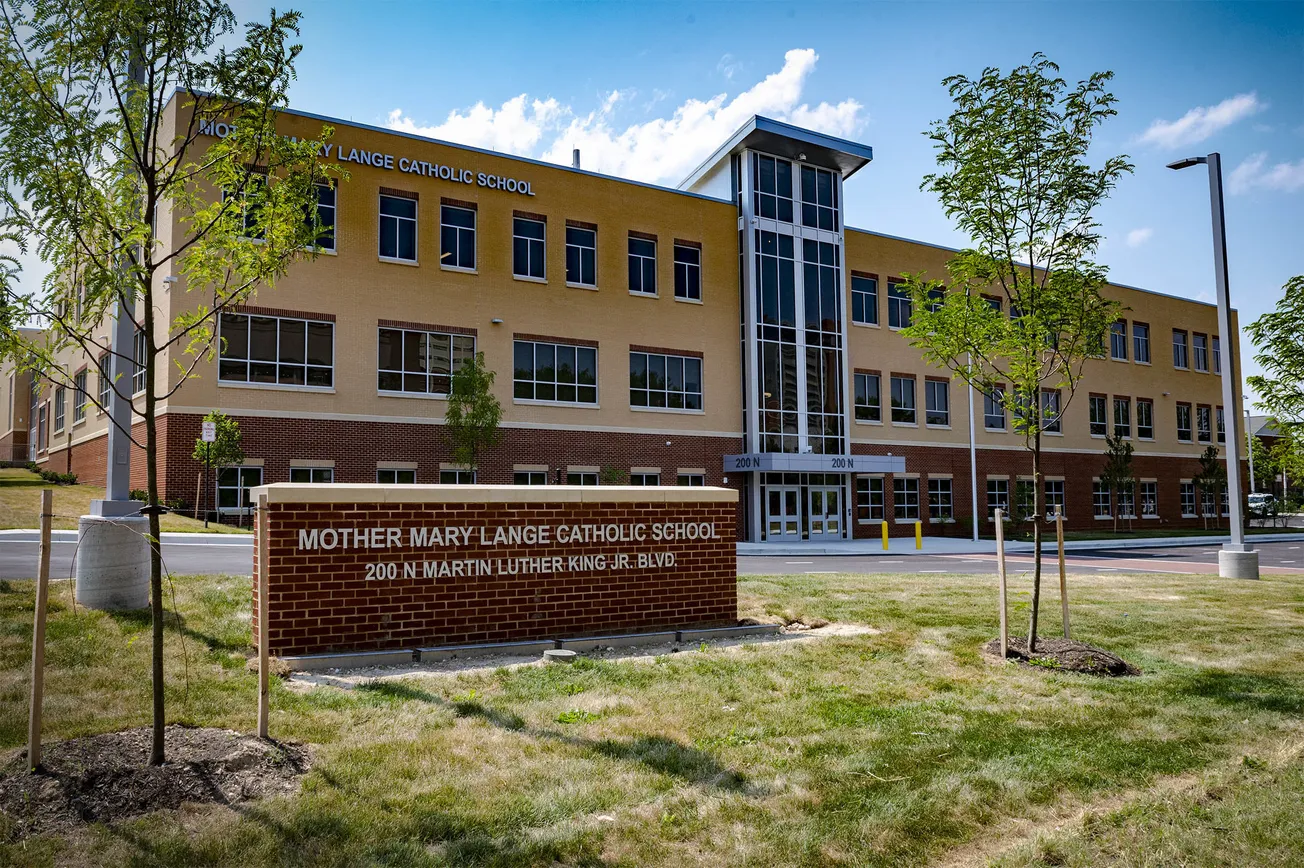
(378, 468, 416, 484)
(927, 478, 952, 520)
(856, 476, 884, 521)
(677, 473, 704, 487)
(1201, 488, 1217, 517)
(1140, 481, 1158, 516)
(439, 470, 476, 484)
(629, 473, 660, 486)
(1093, 482, 1111, 518)
(289, 467, 333, 483)
(217, 466, 262, 512)
(1044, 480, 1065, 518)
(1180, 482, 1197, 516)
(986, 479, 1009, 519)
(1118, 484, 1136, 519)
(514, 471, 548, 485)
(567, 471, 599, 486)
(893, 477, 920, 520)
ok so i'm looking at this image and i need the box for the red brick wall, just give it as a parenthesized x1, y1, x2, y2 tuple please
(254, 497, 737, 656)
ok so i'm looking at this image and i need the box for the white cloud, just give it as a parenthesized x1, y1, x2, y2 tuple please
(1138, 93, 1264, 149)
(1228, 152, 1304, 194)
(1124, 227, 1153, 248)
(717, 53, 742, 81)
(385, 48, 865, 186)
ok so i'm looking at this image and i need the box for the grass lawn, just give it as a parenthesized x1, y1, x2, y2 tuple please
(0, 566, 1301, 865)
(0, 468, 248, 533)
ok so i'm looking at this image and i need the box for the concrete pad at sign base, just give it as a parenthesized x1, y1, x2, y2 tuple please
(417, 640, 557, 662)
(1219, 549, 1260, 579)
(557, 631, 679, 652)
(281, 649, 418, 672)
(679, 624, 782, 643)
(544, 649, 578, 664)
(75, 514, 150, 610)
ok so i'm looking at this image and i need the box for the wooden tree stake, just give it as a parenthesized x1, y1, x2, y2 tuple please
(28, 489, 53, 771)
(1056, 504, 1070, 639)
(257, 493, 270, 739)
(995, 507, 1008, 660)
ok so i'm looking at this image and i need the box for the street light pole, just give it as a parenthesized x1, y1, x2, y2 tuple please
(1167, 153, 1258, 579)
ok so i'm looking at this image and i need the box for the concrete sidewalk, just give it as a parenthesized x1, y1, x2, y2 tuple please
(738, 532, 1304, 556)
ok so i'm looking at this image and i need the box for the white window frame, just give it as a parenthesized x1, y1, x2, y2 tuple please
(378, 193, 418, 263)
(854, 372, 881, 423)
(1110, 320, 1128, 361)
(439, 469, 477, 484)
(851, 275, 878, 326)
(440, 204, 477, 271)
(673, 243, 701, 301)
(377, 468, 417, 484)
(514, 470, 548, 485)
(628, 236, 657, 295)
(73, 371, 87, 424)
(986, 479, 1009, 520)
(513, 340, 598, 406)
(984, 386, 1006, 431)
(629, 351, 702, 411)
(53, 386, 65, 432)
(377, 327, 476, 398)
(856, 476, 885, 522)
(676, 473, 705, 487)
(289, 467, 333, 483)
(925, 380, 950, 427)
(512, 217, 546, 280)
(1136, 399, 1154, 440)
(893, 477, 920, 521)
(218, 312, 334, 390)
(629, 472, 660, 486)
(311, 182, 336, 252)
(887, 282, 911, 330)
(565, 226, 597, 287)
(927, 478, 953, 521)
(890, 375, 916, 425)
(217, 465, 263, 514)
(1132, 322, 1150, 363)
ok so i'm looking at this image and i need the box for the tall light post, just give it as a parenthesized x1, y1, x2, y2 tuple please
(1167, 153, 1258, 579)
(1244, 402, 1255, 494)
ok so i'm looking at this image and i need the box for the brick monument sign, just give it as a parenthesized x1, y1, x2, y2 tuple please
(251, 484, 738, 656)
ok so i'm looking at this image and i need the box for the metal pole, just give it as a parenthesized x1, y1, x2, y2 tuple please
(1056, 504, 1069, 640)
(27, 489, 53, 771)
(995, 507, 1008, 659)
(1245, 408, 1256, 493)
(1206, 153, 1247, 550)
(967, 354, 979, 542)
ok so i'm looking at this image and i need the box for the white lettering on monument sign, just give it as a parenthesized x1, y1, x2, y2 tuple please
(295, 521, 724, 581)
(198, 119, 536, 196)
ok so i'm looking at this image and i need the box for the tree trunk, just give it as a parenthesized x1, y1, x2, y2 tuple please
(1027, 435, 1042, 653)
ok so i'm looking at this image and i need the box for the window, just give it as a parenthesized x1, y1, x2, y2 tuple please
(515, 471, 548, 485)
(514, 340, 597, 404)
(36, 403, 46, 453)
(629, 472, 660, 486)
(440, 204, 476, 270)
(97, 353, 111, 409)
(1041, 390, 1061, 433)
(854, 372, 881, 422)
(217, 466, 263, 513)
(1089, 394, 1107, 437)
(565, 226, 597, 286)
(1193, 333, 1208, 372)
(1113, 397, 1130, 439)
(512, 217, 546, 279)
(73, 371, 86, 423)
(629, 351, 702, 410)
(1212, 336, 1221, 374)
(984, 386, 1006, 430)
(53, 387, 64, 432)
(378, 193, 417, 262)
(627, 236, 657, 294)
(1136, 399, 1154, 439)
(1139, 481, 1158, 517)
(311, 183, 336, 251)
(987, 479, 1009, 519)
(567, 471, 598, 485)
(1201, 487, 1217, 518)
(925, 380, 950, 426)
(377, 468, 416, 484)
(928, 478, 953, 520)
(1180, 482, 1197, 516)
(677, 473, 705, 487)
(893, 478, 920, 520)
(1173, 329, 1189, 368)
(799, 165, 838, 231)
(1177, 403, 1193, 441)
(290, 467, 333, 483)
(1197, 405, 1212, 442)
(1216, 406, 1225, 443)
(1118, 484, 1136, 518)
(673, 243, 701, 301)
(890, 375, 916, 424)
(377, 328, 475, 396)
(133, 328, 147, 394)
(439, 469, 476, 484)
(224, 173, 266, 240)
(856, 477, 884, 521)
(887, 282, 912, 329)
(1133, 323, 1150, 363)
(218, 312, 333, 388)
(851, 275, 878, 325)
(752, 153, 794, 222)
(1110, 320, 1128, 360)
(926, 287, 945, 313)
(1045, 480, 1065, 518)
(1093, 481, 1112, 518)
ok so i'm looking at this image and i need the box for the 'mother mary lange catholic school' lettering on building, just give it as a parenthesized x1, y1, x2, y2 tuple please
(198, 118, 535, 194)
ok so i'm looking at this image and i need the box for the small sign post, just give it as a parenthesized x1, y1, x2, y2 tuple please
(200, 421, 216, 528)
(995, 507, 1008, 660)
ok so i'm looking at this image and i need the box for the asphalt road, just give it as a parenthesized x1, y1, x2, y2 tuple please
(0, 535, 1301, 581)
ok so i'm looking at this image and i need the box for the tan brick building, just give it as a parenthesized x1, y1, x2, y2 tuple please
(7, 96, 1244, 542)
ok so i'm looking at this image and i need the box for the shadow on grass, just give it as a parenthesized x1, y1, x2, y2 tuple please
(357, 680, 750, 792)
(106, 607, 246, 655)
(1173, 669, 1304, 715)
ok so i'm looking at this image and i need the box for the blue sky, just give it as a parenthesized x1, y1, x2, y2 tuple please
(239, 2, 1299, 404)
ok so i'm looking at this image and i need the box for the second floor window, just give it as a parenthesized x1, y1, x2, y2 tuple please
(925, 380, 950, 426)
(851, 275, 878, 325)
(1177, 403, 1193, 441)
(73, 371, 87, 423)
(673, 243, 701, 301)
(379, 193, 417, 262)
(512, 217, 545, 279)
(1113, 396, 1130, 438)
(377, 328, 475, 396)
(218, 312, 333, 388)
(1173, 329, 1189, 368)
(629, 351, 702, 410)
(891, 375, 916, 424)
(1042, 390, 1061, 433)
(1110, 320, 1127, 360)
(97, 354, 111, 408)
(1212, 336, 1221, 373)
(854, 372, 881, 422)
(1133, 323, 1150, 363)
(888, 282, 911, 329)
(1089, 394, 1107, 436)
(1197, 405, 1212, 442)
(133, 328, 147, 394)
(1193, 333, 1209, 372)
(53, 387, 65, 432)
(628, 237, 657, 295)
(1217, 406, 1226, 442)
(984, 386, 1006, 430)
(1137, 399, 1154, 439)
(514, 340, 597, 404)
(311, 183, 336, 251)
(566, 226, 596, 286)
(440, 204, 476, 270)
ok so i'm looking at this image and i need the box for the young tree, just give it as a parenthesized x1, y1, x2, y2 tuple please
(1247, 275, 1304, 435)
(1099, 433, 1135, 534)
(443, 352, 502, 477)
(191, 410, 243, 523)
(1193, 445, 1227, 531)
(900, 54, 1131, 651)
(0, 0, 341, 764)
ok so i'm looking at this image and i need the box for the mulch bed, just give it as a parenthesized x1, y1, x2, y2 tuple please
(0, 725, 310, 839)
(984, 636, 1140, 677)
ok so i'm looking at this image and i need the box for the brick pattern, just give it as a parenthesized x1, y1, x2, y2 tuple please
(253, 498, 737, 656)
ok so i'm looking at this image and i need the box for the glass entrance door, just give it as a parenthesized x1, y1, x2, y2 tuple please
(766, 487, 802, 540)
(809, 487, 842, 538)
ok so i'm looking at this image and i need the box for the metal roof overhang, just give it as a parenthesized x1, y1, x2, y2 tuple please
(680, 115, 874, 192)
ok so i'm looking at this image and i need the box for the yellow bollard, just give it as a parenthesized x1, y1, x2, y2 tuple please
(915, 520, 923, 550)
(881, 520, 889, 551)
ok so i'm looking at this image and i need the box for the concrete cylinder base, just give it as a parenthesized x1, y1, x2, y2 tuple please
(75, 515, 150, 610)
(1218, 549, 1261, 580)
